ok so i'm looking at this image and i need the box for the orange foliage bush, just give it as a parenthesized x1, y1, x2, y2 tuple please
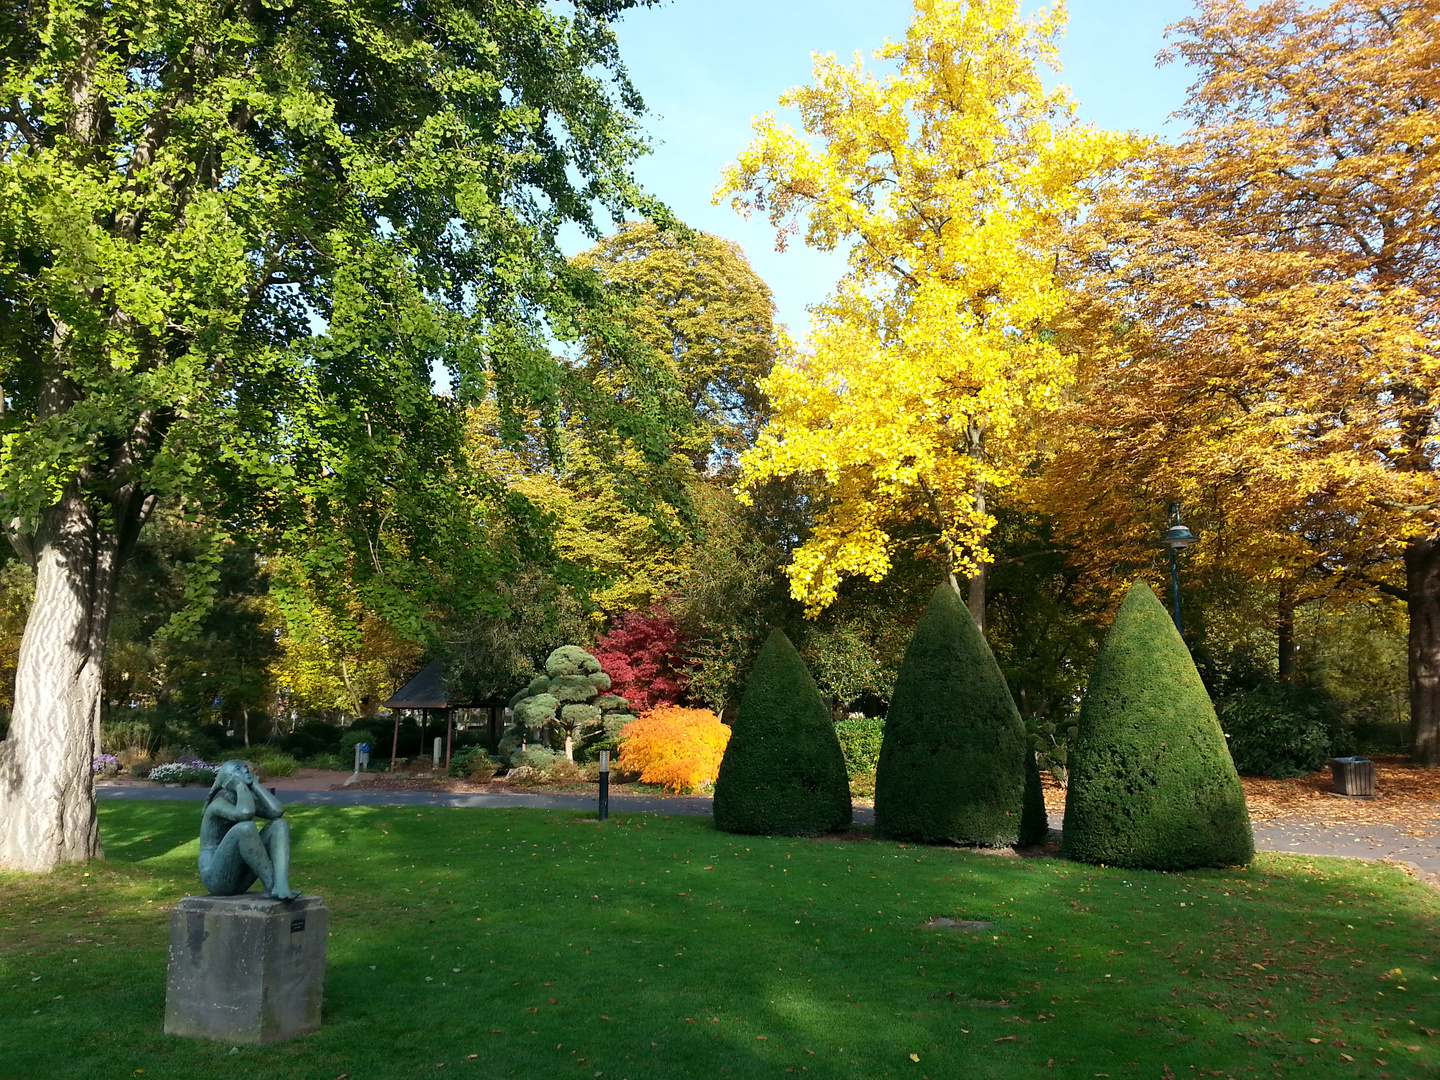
(618, 706, 731, 793)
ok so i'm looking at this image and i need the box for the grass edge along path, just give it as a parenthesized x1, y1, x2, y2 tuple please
(1, 801, 1437, 1080)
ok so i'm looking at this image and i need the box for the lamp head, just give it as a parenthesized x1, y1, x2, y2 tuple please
(1162, 523, 1196, 550)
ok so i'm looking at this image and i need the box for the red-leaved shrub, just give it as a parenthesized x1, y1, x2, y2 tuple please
(592, 607, 689, 712)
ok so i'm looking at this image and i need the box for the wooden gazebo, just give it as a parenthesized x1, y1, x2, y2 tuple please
(379, 661, 507, 769)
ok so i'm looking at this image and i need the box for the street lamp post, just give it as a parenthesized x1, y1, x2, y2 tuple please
(1160, 504, 1196, 634)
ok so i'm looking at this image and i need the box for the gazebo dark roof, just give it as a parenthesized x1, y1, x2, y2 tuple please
(381, 661, 458, 711)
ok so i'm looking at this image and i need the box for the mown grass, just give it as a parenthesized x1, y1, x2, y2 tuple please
(1, 801, 1438, 1080)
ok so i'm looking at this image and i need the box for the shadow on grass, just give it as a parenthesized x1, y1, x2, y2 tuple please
(98, 800, 198, 862)
(0, 801, 1434, 1080)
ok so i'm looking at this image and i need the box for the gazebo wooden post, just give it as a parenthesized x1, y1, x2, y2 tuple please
(390, 712, 400, 771)
(445, 708, 453, 771)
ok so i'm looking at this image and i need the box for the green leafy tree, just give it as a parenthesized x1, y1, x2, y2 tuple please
(1063, 583, 1253, 871)
(874, 582, 1028, 846)
(713, 628, 851, 836)
(441, 567, 594, 706)
(575, 222, 779, 471)
(103, 511, 278, 741)
(0, 0, 665, 871)
(266, 579, 422, 725)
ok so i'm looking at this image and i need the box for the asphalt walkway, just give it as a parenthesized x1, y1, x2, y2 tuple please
(98, 783, 1439, 884)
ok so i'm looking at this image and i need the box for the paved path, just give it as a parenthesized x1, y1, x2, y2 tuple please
(99, 785, 1439, 884)
(1252, 813, 1440, 885)
(97, 784, 735, 819)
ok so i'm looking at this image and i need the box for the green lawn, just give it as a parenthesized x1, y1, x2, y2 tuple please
(2, 802, 1438, 1080)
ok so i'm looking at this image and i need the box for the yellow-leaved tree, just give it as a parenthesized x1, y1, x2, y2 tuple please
(717, 0, 1136, 624)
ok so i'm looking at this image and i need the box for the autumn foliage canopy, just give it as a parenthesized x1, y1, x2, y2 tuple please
(720, 0, 1137, 612)
(617, 706, 731, 793)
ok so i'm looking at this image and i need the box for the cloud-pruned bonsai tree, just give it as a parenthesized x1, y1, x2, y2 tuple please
(506, 646, 635, 761)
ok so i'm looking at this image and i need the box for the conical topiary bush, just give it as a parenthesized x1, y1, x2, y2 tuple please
(874, 581, 1028, 845)
(713, 628, 852, 836)
(1063, 581, 1253, 870)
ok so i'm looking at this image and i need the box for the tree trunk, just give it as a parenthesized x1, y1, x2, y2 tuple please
(1277, 587, 1297, 679)
(966, 423, 986, 634)
(1404, 535, 1440, 767)
(966, 563, 986, 636)
(0, 493, 129, 871)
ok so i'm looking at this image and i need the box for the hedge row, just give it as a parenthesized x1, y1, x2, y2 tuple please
(712, 579, 1253, 870)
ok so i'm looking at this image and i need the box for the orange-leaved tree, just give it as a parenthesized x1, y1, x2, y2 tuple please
(717, 0, 1137, 626)
(617, 706, 731, 792)
(1042, 0, 1440, 762)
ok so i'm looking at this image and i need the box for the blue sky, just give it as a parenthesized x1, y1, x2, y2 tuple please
(588, 0, 1201, 339)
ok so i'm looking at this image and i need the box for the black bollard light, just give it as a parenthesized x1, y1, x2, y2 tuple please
(598, 749, 610, 822)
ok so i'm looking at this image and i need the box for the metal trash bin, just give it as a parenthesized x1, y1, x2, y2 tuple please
(1330, 756, 1376, 797)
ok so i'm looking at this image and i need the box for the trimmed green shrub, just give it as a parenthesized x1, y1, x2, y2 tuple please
(1063, 582, 1253, 870)
(713, 629, 852, 836)
(449, 747, 500, 780)
(874, 582, 1028, 846)
(339, 729, 375, 752)
(299, 752, 348, 771)
(511, 746, 561, 770)
(507, 646, 634, 760)
(1019, 749, 1049, 845)
(834, 716, 885, 777)
(247, 750, 298, 778)
(279, 719, 344, 759)
(1218, 675, 1342, 778)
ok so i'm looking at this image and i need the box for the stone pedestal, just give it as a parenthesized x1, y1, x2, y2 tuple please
(164, 894, 327, 1043)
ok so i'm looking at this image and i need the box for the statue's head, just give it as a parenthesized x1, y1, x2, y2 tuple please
(206, 759, 255, 804)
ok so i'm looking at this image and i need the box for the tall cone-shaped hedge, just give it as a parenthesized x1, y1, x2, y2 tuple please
(1063, 582, 1253, 870)
(713, 629, 852, 836)
(874, 582, 1028, 845)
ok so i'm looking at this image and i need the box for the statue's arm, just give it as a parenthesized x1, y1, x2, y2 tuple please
(206, 786, 256, 823)
(248, 776, 286, 820)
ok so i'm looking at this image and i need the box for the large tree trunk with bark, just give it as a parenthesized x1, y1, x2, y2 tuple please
(1405, 535, 1440, 767)
(0, 495, 126, 869)
(0, 468, 153, 870)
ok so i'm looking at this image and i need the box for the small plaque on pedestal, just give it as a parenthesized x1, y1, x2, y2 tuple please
(164, 894, 327, 1043)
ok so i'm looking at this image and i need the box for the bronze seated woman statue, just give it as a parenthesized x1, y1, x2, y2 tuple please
(199, 760, 301, 900)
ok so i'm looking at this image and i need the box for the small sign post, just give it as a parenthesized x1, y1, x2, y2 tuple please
(598, 750, 610, 822)
(433, 736, 443, 769)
